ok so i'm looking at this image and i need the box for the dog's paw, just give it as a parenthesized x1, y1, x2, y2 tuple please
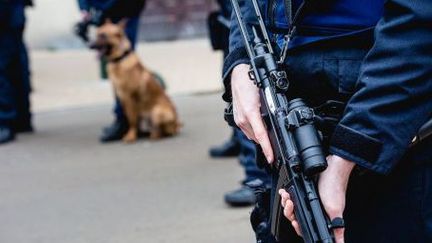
(149, 130, 162, 140)
(122, 131, 137, 143)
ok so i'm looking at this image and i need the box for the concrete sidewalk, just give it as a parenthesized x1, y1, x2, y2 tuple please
(30, 39, 223, 112)
(0, 94, 254, 243)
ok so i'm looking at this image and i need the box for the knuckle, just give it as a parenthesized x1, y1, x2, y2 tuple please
(234, 115, 244, 126)
(237, 119, 248, 127)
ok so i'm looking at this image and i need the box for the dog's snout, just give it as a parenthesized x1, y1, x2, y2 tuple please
(89, 42, 99, 49)
(98, 33, 108, 41)
(89, 33, 108, 49)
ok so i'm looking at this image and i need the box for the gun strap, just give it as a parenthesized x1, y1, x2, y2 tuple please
(279, 1, 314, 63)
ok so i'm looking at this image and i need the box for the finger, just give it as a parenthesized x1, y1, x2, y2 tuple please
(283, 200, 296, 222)
(233, 105, 255, 140)
(291, 220, 303, 237)
(285, 200, 295, 222)
(279, 189, 290, 199)
(280, 191, 288, 208)
(334, 228, 345, 243)
(248, 112, 274, 162)
(279, 190, 290, 208)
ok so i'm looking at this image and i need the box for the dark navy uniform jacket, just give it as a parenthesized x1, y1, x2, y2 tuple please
(78, 0, 146, 18)
(78, 0, 117, 11)
(217, 0, 233, 19)
(0, 0, 32, 30)
(223, 0, 432, 175)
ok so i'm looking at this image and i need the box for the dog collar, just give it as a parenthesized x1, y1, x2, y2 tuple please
(109, 49, 132, 63)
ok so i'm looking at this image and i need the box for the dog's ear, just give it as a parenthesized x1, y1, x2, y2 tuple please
(118, 18, 129, 30)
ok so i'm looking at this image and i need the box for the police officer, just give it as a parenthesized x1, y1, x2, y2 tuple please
(0, 0, 33, 145)
(225, 0, 432, 242)
(77, 0, 146, 142)
(208, 0, 271, 206)
(208, 0, 241, 159)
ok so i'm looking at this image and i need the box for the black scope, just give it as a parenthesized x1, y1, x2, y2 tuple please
(287, 99, 327, 176)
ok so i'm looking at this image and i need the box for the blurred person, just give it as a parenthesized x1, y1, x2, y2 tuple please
(207, 0, 240, 158)
(76, 0, 146, 143)
(224, 129, 271, 206)
(0, 0, 33, 145)
(208, 0, 270, 206)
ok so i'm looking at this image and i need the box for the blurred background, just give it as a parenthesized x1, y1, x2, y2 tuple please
(27, 0, 223, 112)
(27, 0, 217, 49)
(0, 0, 257, 242)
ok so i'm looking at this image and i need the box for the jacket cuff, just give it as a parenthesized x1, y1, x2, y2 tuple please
(329, 124, 390, 174)
(221, 47, 249, 102)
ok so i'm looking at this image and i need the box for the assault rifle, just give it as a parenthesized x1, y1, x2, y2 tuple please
(230, 0, 338, 242)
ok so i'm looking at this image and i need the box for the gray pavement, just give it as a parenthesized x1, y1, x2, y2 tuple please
(0, 94, 255, 243)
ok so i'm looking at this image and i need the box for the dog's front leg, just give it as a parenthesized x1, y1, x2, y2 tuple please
(121, 96, 139, 143)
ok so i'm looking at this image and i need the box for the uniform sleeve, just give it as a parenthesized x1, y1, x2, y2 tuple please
(222, 0, 261, 102)
(329, 0, 432, 174)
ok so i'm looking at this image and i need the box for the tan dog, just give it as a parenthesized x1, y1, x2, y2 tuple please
(91, 20, 180, 143)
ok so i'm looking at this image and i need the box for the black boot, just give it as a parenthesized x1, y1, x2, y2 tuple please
(209, 138, 240, 158)
(0, 126, 15, 144)
(100, 118, 129, 143)
(13, 120, 34, 133)
(224, 185, 257, 207)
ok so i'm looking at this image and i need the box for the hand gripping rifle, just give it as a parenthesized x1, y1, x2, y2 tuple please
(229, 0, 339, 242)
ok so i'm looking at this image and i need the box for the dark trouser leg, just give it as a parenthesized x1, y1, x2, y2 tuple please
(224, 129, 270, 206)
(0, 31, 18, 128)
(124, 16, 139, 50)
(237, 129, 270, 186)
(113, 96, 126, 122)
(424, 162, 432, 242)
(13, 33, 32, 130)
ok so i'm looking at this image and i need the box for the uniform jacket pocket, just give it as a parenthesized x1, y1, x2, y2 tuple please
(324, 58, 362, 95)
